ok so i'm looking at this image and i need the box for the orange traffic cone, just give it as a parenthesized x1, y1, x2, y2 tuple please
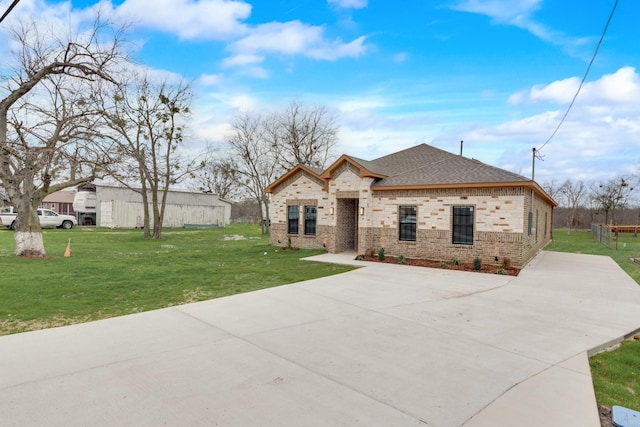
(64, 239, 71, 257)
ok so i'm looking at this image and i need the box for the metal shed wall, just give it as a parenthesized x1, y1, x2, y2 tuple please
(98, 200, 228, 228)
(95, 186, 231, 228)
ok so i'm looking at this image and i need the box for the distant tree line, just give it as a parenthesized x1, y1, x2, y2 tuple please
(542, 176, 638, 232)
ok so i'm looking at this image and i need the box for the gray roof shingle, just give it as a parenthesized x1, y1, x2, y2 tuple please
(346, 144, 528, 187)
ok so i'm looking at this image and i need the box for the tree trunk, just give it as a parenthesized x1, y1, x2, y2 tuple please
(257, 196, 269, 235)
(14, 206, 45, 257)
(14, 231, 46, 257)
(263, 199, 271, 235)
(11, 159, 46, 257)
(139, 174, 151, 238)
(151, 187, 163, 239)
(152, 202, 162, 239)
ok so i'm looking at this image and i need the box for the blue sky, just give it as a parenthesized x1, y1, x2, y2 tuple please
(2, 0, 639, 185)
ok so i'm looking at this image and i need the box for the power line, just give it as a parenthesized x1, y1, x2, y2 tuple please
(536, 0, 619, 155)
(0, 0, 22, 24)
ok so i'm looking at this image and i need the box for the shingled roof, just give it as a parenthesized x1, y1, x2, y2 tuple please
(347, 144, 529, 188)
(267, 143, 555, 205)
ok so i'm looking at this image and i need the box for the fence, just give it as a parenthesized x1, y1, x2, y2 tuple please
(591, 224, 640, 249)
(591, 224, 612, 248)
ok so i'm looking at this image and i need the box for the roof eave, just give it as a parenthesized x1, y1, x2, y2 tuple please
(320, 155, 387, 180)
(372, 181, 558, 206)
(265, 164, 324, 194)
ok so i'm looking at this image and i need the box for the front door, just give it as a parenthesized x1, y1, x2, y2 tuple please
(336, 199, 358, 252)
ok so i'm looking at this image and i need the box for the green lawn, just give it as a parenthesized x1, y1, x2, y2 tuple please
(545, 229, 640, 411)
(0, 224, 353, 335)
(2, 225, 638, 411)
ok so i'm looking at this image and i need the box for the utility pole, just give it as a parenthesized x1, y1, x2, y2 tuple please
(532, 147, 536, 181)
(529, 148, 536, 236)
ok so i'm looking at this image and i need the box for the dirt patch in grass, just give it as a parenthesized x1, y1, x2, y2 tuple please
(598, 405, 614, 427)
(358, 255, 520, 276)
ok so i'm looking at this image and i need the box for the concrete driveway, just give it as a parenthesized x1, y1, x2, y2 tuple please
(1, 251, 640, 426)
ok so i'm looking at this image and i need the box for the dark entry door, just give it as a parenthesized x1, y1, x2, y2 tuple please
(336, 199, 358, 252)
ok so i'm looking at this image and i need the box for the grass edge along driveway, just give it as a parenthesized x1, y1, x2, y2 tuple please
(1, 226, 638, 411)
(0, 224, 354, 336)
(546, 229, 640, 412)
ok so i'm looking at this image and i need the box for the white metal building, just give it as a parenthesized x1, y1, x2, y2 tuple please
(68, 184, 231, 228)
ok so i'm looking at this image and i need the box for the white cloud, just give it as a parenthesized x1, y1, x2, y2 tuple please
(1, 0, 74, 27)
(3, 0, 368, 78)
(337, 98, 387, 112)
(307, 35, 367, 60)
(451, 0, 589, 54)
(449, 67, 640, 182)
(393, 52, 408, 63)
(197, 73, 223, 86)
(226, 21, 367, 65)
(231, 21, 322, 55)
(112, 0, 251, 40)
(189, 67, 640, 184)
(452, 0, 542, 22)
(508, 77, 580, 105)
(328, 0, 368, 9)
(222, 53, 264, 67)
(509, 67, 640, 107)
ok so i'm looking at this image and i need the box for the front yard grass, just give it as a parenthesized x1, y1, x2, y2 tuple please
(546, 229, 640, 412)
(0, 223, 354, 335)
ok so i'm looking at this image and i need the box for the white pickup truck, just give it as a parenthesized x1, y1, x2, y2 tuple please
(0, 207, 77, 230)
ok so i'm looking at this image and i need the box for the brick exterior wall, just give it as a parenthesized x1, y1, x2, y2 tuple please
(269, 170, 331, 250)
(520, 188, 554, 265)
(269, 165, 553, 268)
(363, 187, 537, 267)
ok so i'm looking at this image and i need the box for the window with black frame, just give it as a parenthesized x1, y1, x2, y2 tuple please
(399, 205, 417, 241)
(287, 205, 299, 234)
(452, 205, 474, 245)
(304, 206, 317, 236)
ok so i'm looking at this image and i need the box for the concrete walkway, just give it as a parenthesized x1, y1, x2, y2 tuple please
(1, 251, 640, 426)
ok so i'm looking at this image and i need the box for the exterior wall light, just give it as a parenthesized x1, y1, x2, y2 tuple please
(329, 207, 334, 215)
(359, 207, 365, 215)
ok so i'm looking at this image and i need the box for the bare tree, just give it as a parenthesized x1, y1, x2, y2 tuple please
(223, 100, 339, 234)
(591, 177, 635, 225)
(0, 18, 125, 257)
(559, 179, 585, 235)
(541, 178, 564, 204)
(100, 73, 200, 239)
(227, 112, 281, 235)
(192, 152, 241, 201)
(265, 99, 338, 170)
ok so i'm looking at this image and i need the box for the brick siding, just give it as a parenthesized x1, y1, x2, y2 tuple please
(269, 167, 553, 268)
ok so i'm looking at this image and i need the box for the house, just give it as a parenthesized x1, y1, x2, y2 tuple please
(265, 143, 556, 268)
(41, 189, 75, 215)
(43, 184, 232, 228)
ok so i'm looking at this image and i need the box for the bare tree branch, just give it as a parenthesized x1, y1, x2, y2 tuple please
(0, 14, 126, 257)
(98, 72, 200, 239)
